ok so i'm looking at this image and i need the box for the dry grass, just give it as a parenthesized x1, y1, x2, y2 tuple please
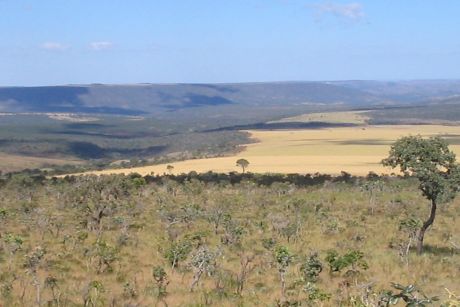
(83, 124, 460, 176)
(0, 152, 82, 173)
(268, 110, 370, 124)
(1, 177, 459, 305)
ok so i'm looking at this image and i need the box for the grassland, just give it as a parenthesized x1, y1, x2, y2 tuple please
(0, 174, 458, 306)
(0, 152, 82, 173)
(268, 110, 370, 125)
(82, 124, 460, 176)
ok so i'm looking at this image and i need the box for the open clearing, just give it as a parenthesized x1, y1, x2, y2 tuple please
(0, 152, 82, 173)
(268, 110, 370, 124)
(82, 124, 460, 176)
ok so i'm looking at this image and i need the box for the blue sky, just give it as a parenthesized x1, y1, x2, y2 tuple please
(1, 0, 459, 85)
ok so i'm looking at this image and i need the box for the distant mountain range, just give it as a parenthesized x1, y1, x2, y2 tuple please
(1, 80, 460, 117)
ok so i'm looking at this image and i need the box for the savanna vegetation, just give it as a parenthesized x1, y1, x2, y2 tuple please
(0, 168, 459, 306)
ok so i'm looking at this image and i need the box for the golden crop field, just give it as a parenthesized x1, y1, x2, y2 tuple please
(84, 124, 460, 176)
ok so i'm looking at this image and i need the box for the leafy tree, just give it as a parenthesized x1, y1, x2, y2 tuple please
(93, 240, 119, 274)
(164, 239, 192, 269)
(379, 283, 439, 306)
(189, 246, 217, 292)
(236, 159, 249, 174)
(24, 246, 46, 306)
(300, 252, 323, 283)
(274, 246, 293, 299)
(326, 250, 368, 272)
(397, 217, 422, 264)
(383, 136, 460, 254)
(325, 250, 368, 280)
(166, 165, 174, 174)
(303, 282, 331, 304)
(152, 266, 169, 299)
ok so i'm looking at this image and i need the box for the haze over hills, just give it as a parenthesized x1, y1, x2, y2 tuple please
(2, 79, 460, 174)
(333, 80, 460, 103)
(0, 82, 379, 116)
(2, 80, 460, 118)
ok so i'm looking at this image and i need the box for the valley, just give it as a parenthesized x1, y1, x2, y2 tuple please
(81, 121, 460, 176)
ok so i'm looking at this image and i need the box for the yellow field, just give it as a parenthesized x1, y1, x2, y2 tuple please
(82, 124, 460, 176)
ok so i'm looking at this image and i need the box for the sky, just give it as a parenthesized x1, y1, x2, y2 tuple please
(1, 0, 459, 86)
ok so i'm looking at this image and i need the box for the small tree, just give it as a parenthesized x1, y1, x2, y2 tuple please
(166, 165, 174, 174)
(383, 136, 460, 254)
(236, 252, 255, 295)
(189, 246, 217, 292)
(152, 266, 169, 300)
(378, 283, 439, 306)
(24, 246, 46, 306)
(361, 179, 384, 215)
(398, 217, 421, 265)
(300, 252, 323, 283)
(164, 239, 192, 269)
(236, 159, 249, 174)
(274, 246, 293, 299)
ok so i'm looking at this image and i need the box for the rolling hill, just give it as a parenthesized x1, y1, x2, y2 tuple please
(0, 82, 387, 116)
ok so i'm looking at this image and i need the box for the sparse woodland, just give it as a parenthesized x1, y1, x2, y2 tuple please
(0, 171, 459, 306)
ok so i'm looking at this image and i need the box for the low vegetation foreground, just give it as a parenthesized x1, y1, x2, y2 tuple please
(0, 170, 459, 306)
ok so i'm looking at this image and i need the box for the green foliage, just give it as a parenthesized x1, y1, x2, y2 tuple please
(275, 246, 293, 271)
(383, 136, 460, 204)
(383, 135, 460, 254)
(299, 253, 323, 282)
(379, 283, 439, 306)
(93, 240, 119, 273)
(130, 177, 146, 188)
(399, 217, 422, 236)
(236, 159, 250, 173)
(0, 208, 7, 219)
(164, 239, 192, 268)
(303, 282, 331, 303)
(325, 250, 368, 273)
(152, 266, 169, 299)
(4, 233, 24, 250)
(0, 173, 458, 305)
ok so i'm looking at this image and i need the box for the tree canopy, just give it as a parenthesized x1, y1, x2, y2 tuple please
(382, 135, 460, 254)
(383, 135, 460, 204)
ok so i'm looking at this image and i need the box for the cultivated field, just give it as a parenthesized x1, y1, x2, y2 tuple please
(82, 124, 460, 176)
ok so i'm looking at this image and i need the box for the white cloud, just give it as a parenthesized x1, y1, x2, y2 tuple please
(40, 42, 68, 51)
(90, 41, 113, 51)
(312, 2, 365, 21)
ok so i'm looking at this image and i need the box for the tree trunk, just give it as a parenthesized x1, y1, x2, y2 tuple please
(280, 271, 286, 300)
(416, 199, 437, 255)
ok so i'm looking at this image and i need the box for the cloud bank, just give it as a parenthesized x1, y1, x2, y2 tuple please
(90, 41, 113, 51)
(40, 42, 68, 51)
(312, 2, 365, 21)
